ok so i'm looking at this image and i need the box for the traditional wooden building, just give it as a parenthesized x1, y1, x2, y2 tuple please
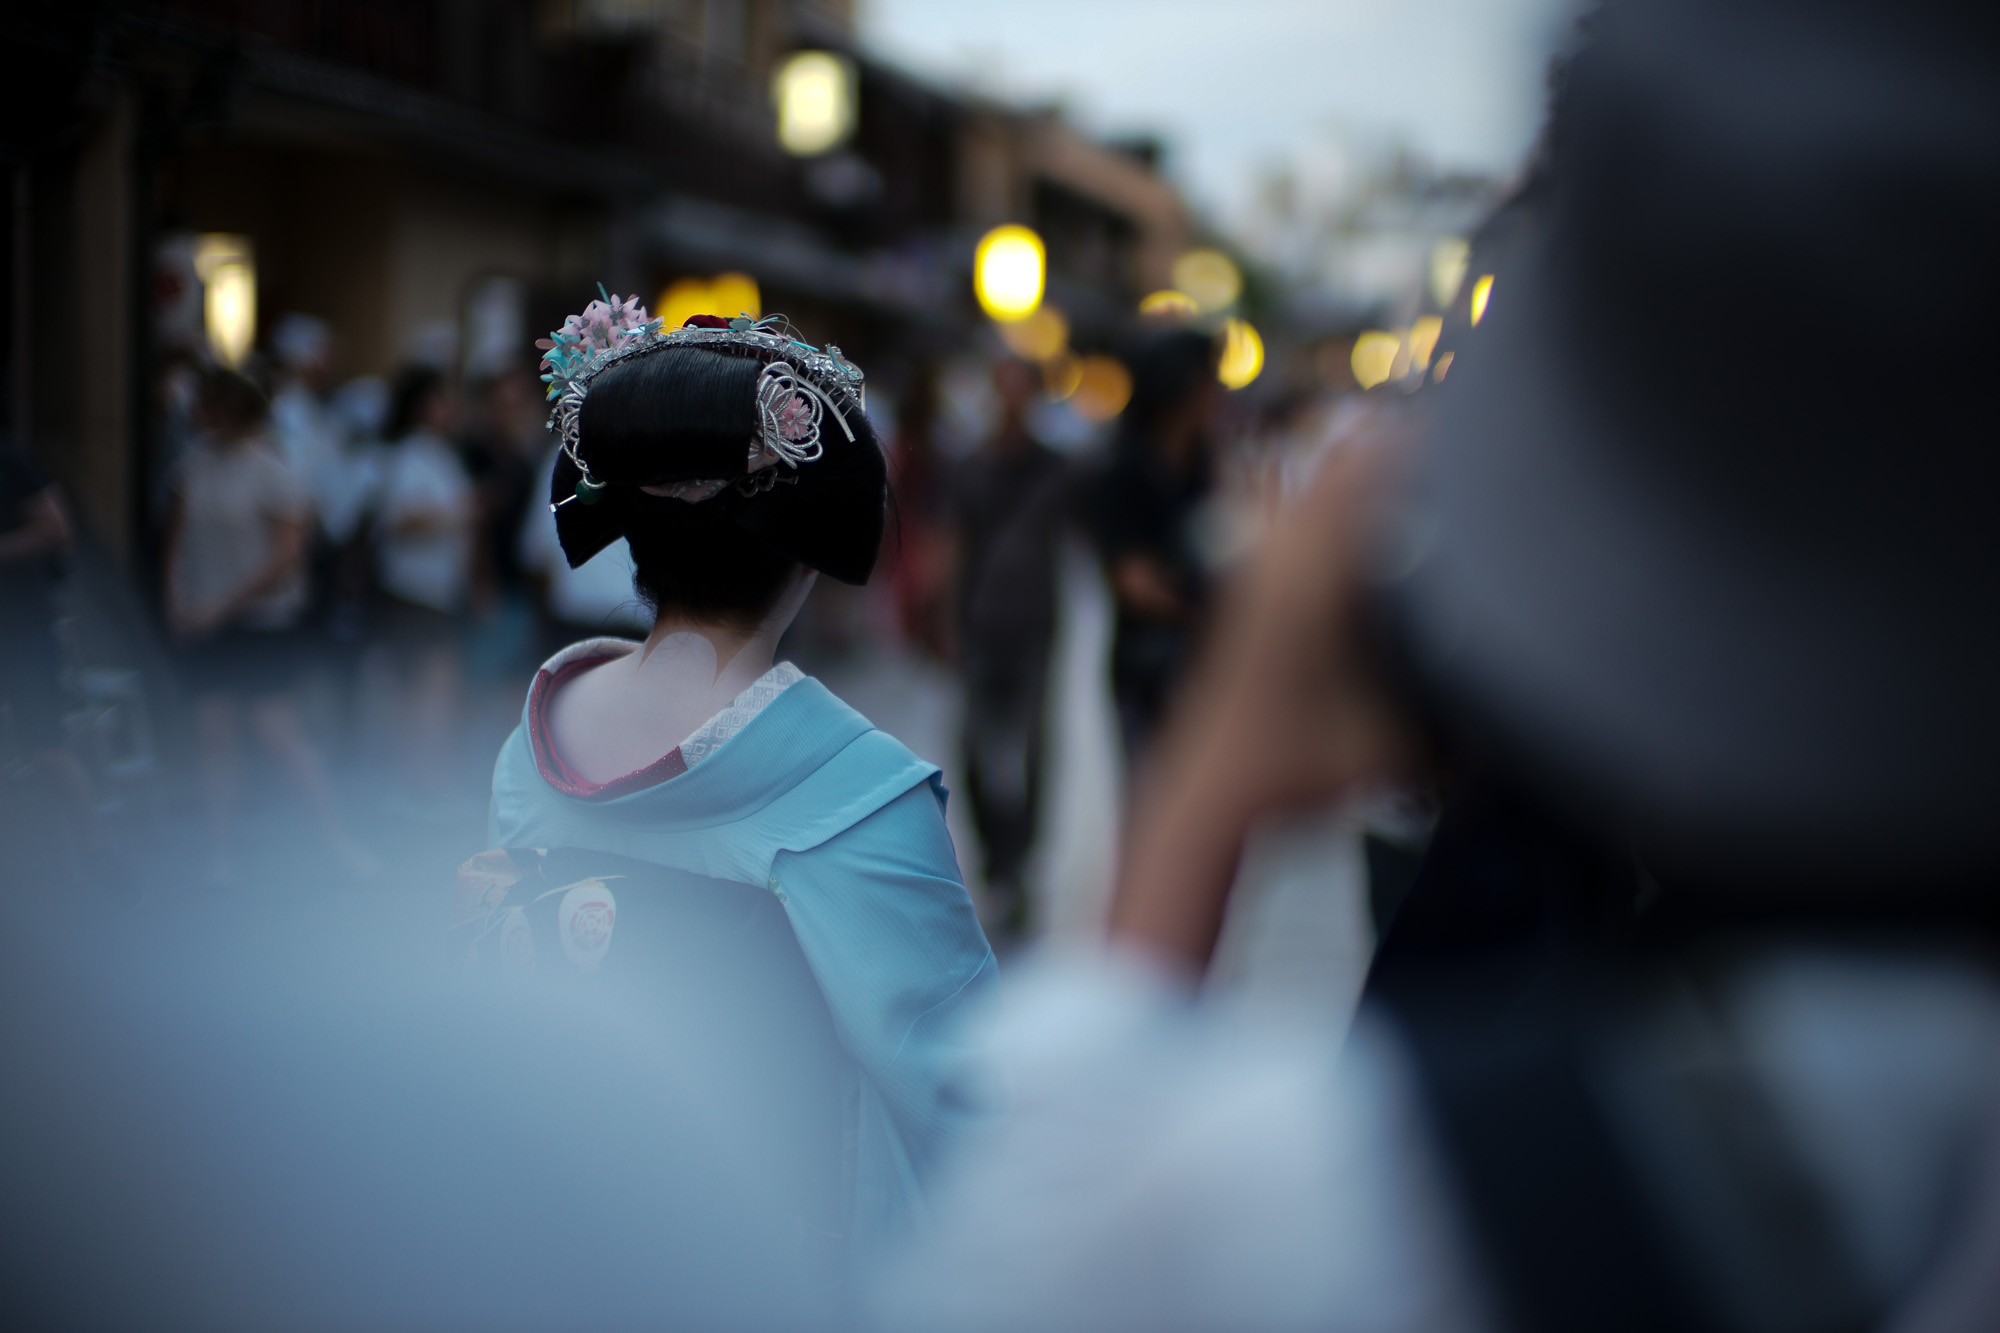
(0, 0, 1189, 566)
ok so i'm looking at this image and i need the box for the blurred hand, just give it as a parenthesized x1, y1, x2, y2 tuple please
(1108, 414, 1417, 971)
(1109, 554, 1186, 622)
(170, 600, 227, 641)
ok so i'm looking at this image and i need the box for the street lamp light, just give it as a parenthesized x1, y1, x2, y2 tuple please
(973, 225, 1045, 322)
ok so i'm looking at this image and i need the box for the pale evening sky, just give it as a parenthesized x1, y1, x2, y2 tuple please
(857, 0, 1578, 229)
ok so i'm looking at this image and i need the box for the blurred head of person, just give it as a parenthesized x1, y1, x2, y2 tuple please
(481, 364, 547, 457)
(1120, 328, 1220, 471)
(271, 313, 335, 393)
(551, 337, 887, 633)
(331, 376, 390, 446)
(388, 365, 454, 444)
(988, 356, 1041, 441)
(1385, 0, 2000, 889)
(195, 367, 270, 446)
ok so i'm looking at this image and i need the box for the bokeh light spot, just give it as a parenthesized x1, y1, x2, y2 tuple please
(1351, 329, 1401, 390)
(1070, 354, 1132, 421)
(1171, 249, 1243, 311)
(1218, 317, 1264, 390)
(1043, 351, 1083, 400)
(1407, 315, 1443, 372)
(974, 225, 1046, 321)
(1138, 289, 1201, 320)
(655, 273, 761, 330)
(1470, 273, 1495, 326)
(706, 272, 762, 321)
(998, 305, 1069, 362)
(1430, 238, 1470, 309)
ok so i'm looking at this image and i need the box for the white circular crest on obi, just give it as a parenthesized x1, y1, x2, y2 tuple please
(558, 878, 618, 973)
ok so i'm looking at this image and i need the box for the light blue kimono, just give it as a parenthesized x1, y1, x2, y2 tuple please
(488, 672, 997, 1237)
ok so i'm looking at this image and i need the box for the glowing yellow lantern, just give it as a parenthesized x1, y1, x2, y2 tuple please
(195, 234, 256, 369)
(772, 51, 855, 157)
(974, 225, 1045, 322)
(1218, 317, 1264, 390)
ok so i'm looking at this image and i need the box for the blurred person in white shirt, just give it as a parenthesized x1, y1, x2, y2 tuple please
(267, 314, 341, 516)
(375, 365, 475, 796)
(164, 368, 369, 882)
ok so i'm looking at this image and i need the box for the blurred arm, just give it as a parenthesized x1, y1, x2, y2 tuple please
(185, 516, 307, 637)
(1107, 439, 1414, 974)
(230, 515, 309, 608)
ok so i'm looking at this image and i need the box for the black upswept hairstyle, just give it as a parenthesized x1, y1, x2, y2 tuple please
(558, 343, 888, 625)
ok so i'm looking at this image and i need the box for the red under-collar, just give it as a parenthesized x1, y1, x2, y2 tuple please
(527, 654, 688, 800)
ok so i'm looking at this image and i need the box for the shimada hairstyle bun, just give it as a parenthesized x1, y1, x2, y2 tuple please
(541, 303, 887, 601)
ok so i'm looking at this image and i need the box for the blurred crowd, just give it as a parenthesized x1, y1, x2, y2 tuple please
(4, 309, 646, 887)
(1, 298, 1347, 922)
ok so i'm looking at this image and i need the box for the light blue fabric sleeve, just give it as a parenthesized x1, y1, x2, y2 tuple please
(772, 780, 999, 1189)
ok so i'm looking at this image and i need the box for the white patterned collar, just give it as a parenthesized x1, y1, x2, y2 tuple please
(678, 661, 804, 767)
